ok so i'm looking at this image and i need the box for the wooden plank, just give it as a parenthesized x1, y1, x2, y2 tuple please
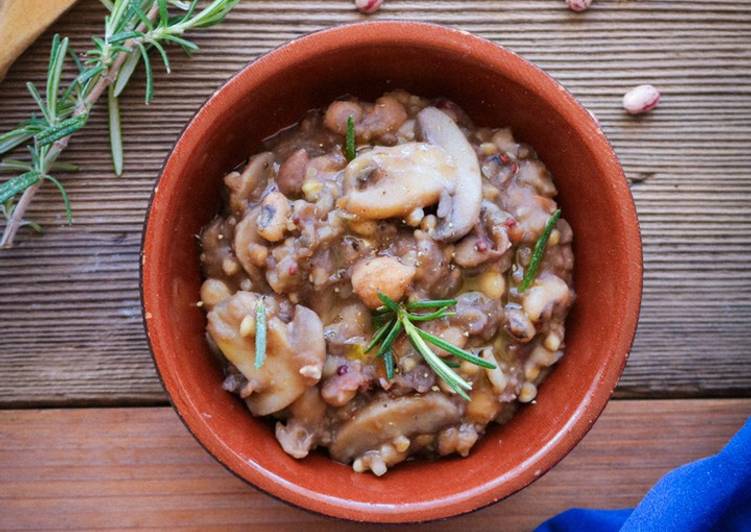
(0, 399, 747, 530)
(0, 0, 750, 405)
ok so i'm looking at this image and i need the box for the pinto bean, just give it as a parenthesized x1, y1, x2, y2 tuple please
(358, 95, 408, 141)
(451, 291, 503, 340)
(324, 100, 363, 135)
(321, 360, 374, 407)
(277, 148, 309, 196)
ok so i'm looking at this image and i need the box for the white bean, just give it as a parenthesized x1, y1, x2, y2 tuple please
(623, 84, 661, 115)
(519, 382, 538, 403)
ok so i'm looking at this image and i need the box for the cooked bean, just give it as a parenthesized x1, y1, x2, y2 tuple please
(358, 95, 408, 141)
(351, 256, 416, 309)
(277, 148, 309, 196)
(200, 278, 231, 309)
(324, 100, 363, 135)
(522, 272, 573, 322)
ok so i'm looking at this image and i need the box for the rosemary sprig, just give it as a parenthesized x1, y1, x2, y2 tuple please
(368, 292, 497, 399)
(344, 115, 356, 161)
(518, 209, 562, 292)
(255, 299, 267, 369)
(0, 0, 240, 248)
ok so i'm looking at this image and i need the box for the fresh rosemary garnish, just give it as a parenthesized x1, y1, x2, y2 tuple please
(366, 292, 496, 400)
(519, 209, 562, 292)
(254, 299, 267, 369)
(0, 0, 239, 248)
(344, 115, 356, 161)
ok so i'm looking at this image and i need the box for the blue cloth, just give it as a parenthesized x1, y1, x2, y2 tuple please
(536, 417, 751, 532)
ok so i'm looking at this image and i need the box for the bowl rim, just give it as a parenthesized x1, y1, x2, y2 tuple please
(140, 20, 643, 524)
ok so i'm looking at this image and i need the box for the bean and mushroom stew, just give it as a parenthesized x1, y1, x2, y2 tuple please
(199, 91, 575, 476)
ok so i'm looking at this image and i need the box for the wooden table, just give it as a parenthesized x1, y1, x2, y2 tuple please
(1, 1, 750, 528)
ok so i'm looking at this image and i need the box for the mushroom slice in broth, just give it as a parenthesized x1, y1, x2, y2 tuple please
(416, 107, 482, 242)
(340, 142, 457, 220)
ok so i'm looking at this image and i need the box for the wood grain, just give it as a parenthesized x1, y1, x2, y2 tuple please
(0, 399, 747, 530)
(0, 0, 750, 405)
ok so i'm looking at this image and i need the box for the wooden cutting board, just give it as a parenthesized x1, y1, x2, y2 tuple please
(0, 0, 78, 80)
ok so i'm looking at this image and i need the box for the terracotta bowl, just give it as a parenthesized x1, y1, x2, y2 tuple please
(141, 21, 642, 523)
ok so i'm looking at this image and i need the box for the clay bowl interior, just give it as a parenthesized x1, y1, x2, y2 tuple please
(142, 21, 642, 523)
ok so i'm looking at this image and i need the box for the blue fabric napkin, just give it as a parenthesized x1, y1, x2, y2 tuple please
(536, 417, 751, 532)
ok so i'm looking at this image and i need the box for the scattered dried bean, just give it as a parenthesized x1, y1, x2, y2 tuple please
(355, 0, 383, 14)
(623, 84, 661, 115)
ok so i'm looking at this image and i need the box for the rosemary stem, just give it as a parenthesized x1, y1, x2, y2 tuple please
(0, 4, 160, 248)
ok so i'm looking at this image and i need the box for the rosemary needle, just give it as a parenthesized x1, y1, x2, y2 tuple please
(345, 115, 356, 161)
(364, 319, 392, 353)
(519, 209, 562, 292)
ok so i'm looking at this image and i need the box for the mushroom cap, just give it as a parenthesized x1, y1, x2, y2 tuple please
(340, 142, 458, 219)
(329, 392, 462, 462)
(416, 107, 482, 242)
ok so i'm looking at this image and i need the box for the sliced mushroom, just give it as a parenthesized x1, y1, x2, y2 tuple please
(224, 152, 275, 213)
(233, 207, 269, 290)
(200, 216, 244, 288)
(453, 201, 513, 268)
(504, 304, 536, 343)
(339, 142, 458, 220)
(416, 107, 482, 242)
(207, 292, 325, 416)
(256, 192, 290, 242)
(329, 392, 462, 463)
(275, 387, 327, 459)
